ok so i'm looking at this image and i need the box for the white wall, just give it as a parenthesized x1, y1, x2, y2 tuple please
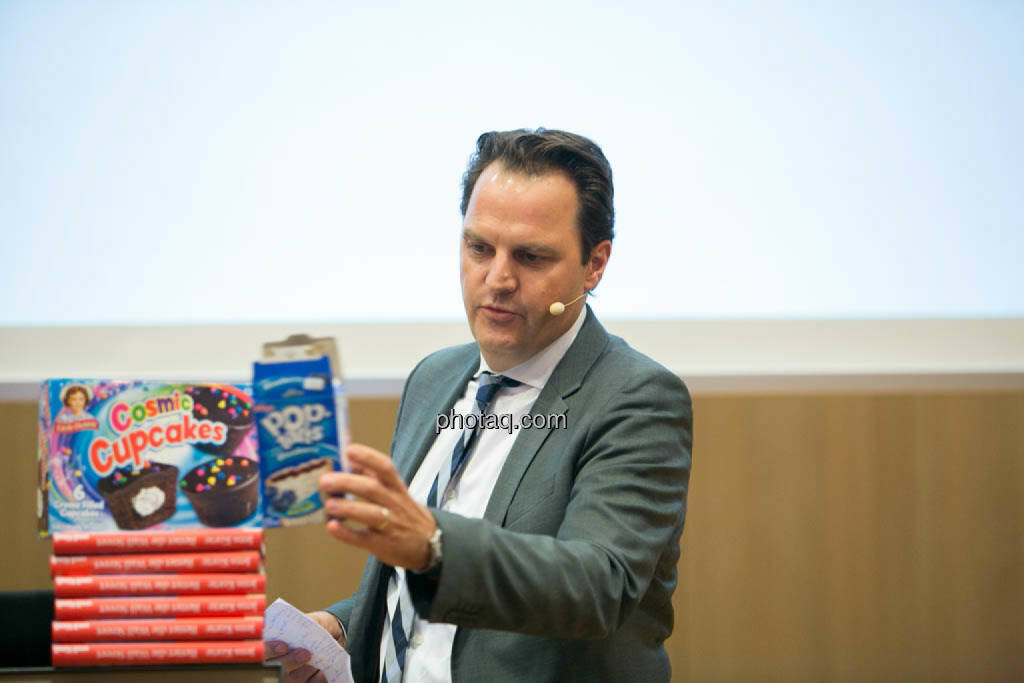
(2, 1, 1021, 326)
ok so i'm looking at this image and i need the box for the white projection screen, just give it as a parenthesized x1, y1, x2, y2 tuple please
(1, 1, 1022, 392)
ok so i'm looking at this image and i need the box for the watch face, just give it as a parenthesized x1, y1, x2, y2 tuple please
(427, 527, 443, 569)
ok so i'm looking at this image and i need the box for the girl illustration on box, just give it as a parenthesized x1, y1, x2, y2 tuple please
(56, 384, 95, 424)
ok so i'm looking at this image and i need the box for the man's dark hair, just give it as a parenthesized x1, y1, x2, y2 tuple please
(460, 128, 615, 263)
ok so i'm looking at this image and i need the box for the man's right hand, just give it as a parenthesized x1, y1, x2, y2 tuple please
(265, 610, 346, 683)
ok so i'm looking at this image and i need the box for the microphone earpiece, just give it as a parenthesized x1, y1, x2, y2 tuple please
(549, 293, 586, 316)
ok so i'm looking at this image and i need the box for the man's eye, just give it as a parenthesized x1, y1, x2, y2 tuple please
(467, 242, 488, 255)
(517, 251, 540, 264)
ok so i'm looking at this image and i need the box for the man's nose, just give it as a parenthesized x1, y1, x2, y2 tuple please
(485, 252, 517, 292)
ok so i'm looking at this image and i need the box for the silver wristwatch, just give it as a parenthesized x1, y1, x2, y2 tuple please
(424, 526, 443, 571)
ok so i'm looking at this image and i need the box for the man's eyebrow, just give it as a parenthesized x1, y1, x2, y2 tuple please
(516, 243, 559, 257)
(462, 229, 560, 257)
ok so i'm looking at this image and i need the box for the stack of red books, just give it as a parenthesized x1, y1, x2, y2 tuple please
(49, 528, 266, 666)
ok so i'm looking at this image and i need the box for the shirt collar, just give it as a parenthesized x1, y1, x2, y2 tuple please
(478, 305, 587, 390)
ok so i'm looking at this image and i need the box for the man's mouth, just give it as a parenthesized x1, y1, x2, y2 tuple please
(479, 304, 520, 321)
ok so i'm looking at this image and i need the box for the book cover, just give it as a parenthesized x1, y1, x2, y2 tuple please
(51, 529, 263, 555)
(52, 640, 264, 665)
(50, 550, 261, 575)
(55, 594, 267, 620)
(54, 573, 265, 597)
(52, 617, 263, 642)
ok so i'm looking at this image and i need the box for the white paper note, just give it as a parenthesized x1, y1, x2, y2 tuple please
(264, 597, 354, 683)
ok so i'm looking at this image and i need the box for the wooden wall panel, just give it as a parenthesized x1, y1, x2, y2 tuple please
(673, 394, 1024, 682)
(0, 402, 51, 591)
(2, 392, 1021, 681)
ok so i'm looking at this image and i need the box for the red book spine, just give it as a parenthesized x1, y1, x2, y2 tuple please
(51, 529, 263, 555)
(50, 551, 262, 575)
(52, 641, 264, 666)
(52, 617, 264, 642)
(55, 594, 267, 620)
(54, 573, 266, 597)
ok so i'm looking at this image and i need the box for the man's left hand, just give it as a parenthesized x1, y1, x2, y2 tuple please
(319, 443, 436, 571)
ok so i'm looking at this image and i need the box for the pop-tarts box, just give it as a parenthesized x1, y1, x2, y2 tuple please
(252, 356, 347, 527)
(38, 380, 262, 536)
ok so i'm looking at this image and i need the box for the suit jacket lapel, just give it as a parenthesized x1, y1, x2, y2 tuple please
(395, 351, 480, 483)
(484, 308, 610, 525)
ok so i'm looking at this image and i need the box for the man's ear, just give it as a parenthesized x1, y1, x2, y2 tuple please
(584, 240, 611, 291)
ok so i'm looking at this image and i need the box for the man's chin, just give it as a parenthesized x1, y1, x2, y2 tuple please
(474, 332, 521, 353)
(472, 326, 527, 357)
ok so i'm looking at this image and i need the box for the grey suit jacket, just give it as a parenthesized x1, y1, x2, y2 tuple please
(327, 308, 692, 682)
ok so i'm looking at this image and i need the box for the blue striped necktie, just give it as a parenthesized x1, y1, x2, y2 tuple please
(382, 372, 521, 683)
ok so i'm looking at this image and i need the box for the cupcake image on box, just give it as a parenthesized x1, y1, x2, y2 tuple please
(97, 461, 178, 530)
(265, 456, 335, 525)
(180, 456, 259, 527)
(187, 385, 254, 456)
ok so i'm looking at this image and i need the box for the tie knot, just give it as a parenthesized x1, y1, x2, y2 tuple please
(474, 372, 521, 412)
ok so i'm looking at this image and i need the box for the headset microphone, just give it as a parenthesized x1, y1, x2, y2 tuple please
(548, 293, 586, 316)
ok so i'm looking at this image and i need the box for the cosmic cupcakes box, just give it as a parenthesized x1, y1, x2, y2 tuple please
(38, 380, 262, 536)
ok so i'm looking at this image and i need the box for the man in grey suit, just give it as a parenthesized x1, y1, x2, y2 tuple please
(267, 129, 692, 682)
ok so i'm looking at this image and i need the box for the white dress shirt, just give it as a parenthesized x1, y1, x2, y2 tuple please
(380, 306, 587, 683)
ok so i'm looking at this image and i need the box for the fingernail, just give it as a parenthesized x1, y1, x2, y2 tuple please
(265, 641, 286, 657)
(296, 649, 312, 664)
